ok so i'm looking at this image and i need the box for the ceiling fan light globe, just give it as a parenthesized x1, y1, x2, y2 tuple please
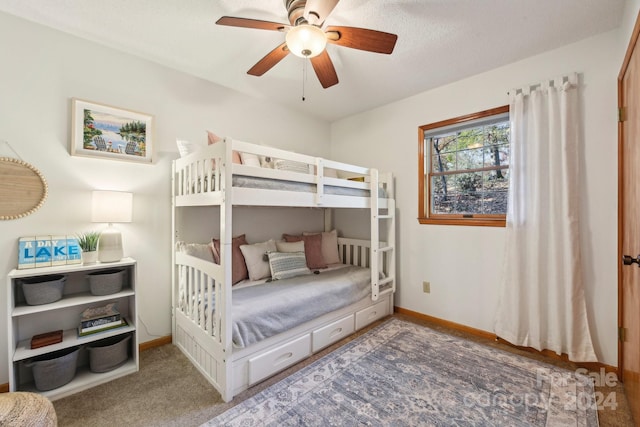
(286, 24, 327, 58)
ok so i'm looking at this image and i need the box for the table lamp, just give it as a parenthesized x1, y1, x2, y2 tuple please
(92, 190, 133, 263)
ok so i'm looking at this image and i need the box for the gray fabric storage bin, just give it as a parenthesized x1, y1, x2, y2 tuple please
(87, 334, 131, 373)
(25, 346, 79, 391)
(88, 269, 125, 296)
(20, 275, 66, 305)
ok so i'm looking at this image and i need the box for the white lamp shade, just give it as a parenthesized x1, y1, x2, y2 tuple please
(285, 24, 327, 58)
(92, 190, 132, 263)
(92, 191, 133, 223)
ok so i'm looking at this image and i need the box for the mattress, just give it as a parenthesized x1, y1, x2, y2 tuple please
(193, 175, 387, 197)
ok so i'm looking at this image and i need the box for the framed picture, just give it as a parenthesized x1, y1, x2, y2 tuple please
(71, 98, 153, 163)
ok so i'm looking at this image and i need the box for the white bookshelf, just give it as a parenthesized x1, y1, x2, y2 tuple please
(7, 258, 139, 400)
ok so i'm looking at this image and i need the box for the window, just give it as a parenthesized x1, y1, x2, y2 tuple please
(418, 105, 510, 226)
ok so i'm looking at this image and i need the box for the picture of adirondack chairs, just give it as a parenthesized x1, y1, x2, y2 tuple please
(72, 99, 153, 163)
(93, 136, 108, 151)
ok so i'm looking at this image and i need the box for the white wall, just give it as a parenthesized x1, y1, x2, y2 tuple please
(330, 29, 623, 366)
(621, 0, 640, 54)
(0, 12, 330, 384)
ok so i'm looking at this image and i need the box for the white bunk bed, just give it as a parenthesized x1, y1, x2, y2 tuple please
(171, 138, 396, 402)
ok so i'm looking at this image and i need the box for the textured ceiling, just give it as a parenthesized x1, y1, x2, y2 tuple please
(0, 0, 626, 121)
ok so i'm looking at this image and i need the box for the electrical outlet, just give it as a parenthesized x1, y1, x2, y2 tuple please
(422, 281, 430, 293)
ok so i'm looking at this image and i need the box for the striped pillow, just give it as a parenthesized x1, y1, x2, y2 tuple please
(274, 159, 311, 174)
(267, 251, 311, 280)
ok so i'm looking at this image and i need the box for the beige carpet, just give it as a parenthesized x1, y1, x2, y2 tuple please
(53, 314, 635, 427)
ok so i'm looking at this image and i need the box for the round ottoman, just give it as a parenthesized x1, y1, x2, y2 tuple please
(0, 392, 57, 426)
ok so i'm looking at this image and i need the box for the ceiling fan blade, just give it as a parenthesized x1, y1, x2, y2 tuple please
(304, 0, 340, 26)
(216, 16, 289, 32)
(325, 26, 397, 54)
(247, 42, 290, 76)
(310, 50, 339, 89)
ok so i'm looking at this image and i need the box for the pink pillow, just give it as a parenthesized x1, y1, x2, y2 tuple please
(282, 233, 327, 269)
(303, 229, 340, 264)
(211, 234, 248, 285)
(207, 131, 242, 164)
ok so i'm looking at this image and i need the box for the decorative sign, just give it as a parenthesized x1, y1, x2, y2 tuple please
(18, 235, 81, 269)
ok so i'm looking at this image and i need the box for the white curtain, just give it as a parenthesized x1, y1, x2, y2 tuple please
(494, 73, 597, 362)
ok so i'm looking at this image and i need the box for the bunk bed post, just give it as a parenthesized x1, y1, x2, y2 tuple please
(219, 137, 234, 402)
(324, 209, 332, 232)
(171, 162, 177, 340)
(370, 168, 380, 301)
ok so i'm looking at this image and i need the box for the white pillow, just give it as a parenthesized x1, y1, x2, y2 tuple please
(175, 241, 214, 262)
(240, 152, 261, 167)
(302, 229, 340, 264)
(275, 240, 305, 253)
(176, 139, 203, 158)
(239, 240, 277, 281)
(268, 251, 311, 280)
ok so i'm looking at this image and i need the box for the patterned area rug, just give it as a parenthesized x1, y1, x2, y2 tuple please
(205, 319, 598, 426)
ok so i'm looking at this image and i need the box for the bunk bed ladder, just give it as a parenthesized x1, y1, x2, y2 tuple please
(370, 169, 396, 301)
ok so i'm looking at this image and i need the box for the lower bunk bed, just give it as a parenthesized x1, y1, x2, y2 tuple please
(173, 237, 393, 402)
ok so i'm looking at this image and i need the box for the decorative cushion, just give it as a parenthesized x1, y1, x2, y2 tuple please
(211, 235, 248, 285)
(239, 152, 261, 168)
(207, 131, 242, 164)
(267, 251, 311, 280)
(275, 240, 305, 253)
(282, 233, 327, 269)
(302, 229, 341, 264)
(175, 241, 214, 262)
(274, 159, 311, 174)
(239, 240, 277, 281)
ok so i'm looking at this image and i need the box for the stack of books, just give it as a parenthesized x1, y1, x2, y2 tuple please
(78, 303, 127, 337)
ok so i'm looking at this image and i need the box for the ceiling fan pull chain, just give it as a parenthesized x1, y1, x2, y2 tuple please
(302, 59, 307, 101)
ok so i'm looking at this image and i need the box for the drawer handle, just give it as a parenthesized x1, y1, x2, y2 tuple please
(275, 352, 294, 365)
(368, 311, 377, 319)
(329, 327, 343, 338)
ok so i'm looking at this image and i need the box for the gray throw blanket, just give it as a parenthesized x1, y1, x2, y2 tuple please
(230, 265, 371, 348)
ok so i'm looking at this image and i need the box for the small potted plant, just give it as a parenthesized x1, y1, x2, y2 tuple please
(77, 231, 101, 264)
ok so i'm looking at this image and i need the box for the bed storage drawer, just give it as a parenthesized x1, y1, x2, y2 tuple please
(355, 300, 389, 330)
(312, 315, 355, 352)
(248, 334, 311, 385)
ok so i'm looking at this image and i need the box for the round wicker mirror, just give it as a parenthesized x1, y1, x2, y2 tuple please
(0, 157, 48, 220)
